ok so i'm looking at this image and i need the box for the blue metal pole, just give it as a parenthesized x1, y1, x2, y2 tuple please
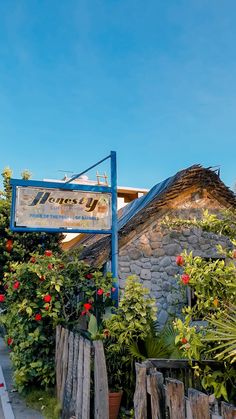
(110, 151, 119, 306)
(10, 185, 17, 231)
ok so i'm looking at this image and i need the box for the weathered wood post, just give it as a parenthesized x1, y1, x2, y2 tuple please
(134, 363, 147, 419)
(221, 402, 236, 419)
(165, 378, 185, 419)
(93, 340, 109, 419)
(71, 333, 79, 414)
(82, 339, 91, 419)
(62, 331, 75, 418)
(188, 388, 210, 419)
(146, 369, 165, 419)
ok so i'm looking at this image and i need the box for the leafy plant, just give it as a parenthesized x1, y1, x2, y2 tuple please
(128, 322, 182, 361)
(205, 305, 236, 363)
(166, 208, 236, 401)
(104, 276, 157, 402)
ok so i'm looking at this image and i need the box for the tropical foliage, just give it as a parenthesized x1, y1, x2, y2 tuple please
(168, 209, 236, 401)
(104, 276, 157, 400)
(1, 250, 114, 391)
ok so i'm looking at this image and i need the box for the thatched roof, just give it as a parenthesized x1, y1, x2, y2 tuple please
(77, 165, 236, 266)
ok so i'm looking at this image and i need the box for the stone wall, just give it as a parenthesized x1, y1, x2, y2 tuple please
(118, 202, 231, 326)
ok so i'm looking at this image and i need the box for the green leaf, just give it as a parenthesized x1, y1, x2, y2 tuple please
(88, 314, 98, 340)
(26, 307, 33, 316)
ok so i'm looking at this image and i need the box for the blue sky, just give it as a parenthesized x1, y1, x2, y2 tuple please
(0, 0, 235, 190)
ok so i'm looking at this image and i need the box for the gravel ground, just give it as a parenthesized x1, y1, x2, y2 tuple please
(0, 337, 44, 419)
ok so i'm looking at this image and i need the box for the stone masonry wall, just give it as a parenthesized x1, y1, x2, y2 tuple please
(118, 201, 231, 327)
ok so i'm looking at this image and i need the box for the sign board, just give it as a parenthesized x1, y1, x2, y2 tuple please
(13, 186, 111, 231)
(10, 151, 118, 305)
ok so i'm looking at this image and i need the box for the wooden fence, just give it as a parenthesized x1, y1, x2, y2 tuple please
(134, 362, 236, 419)
(55, 326, 109, 419)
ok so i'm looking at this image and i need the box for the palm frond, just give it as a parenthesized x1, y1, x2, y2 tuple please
(128, 341, 146, 361)
(205, 305, 236, 363)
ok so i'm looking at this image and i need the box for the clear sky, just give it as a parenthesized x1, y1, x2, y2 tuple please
(0, 0, 235, 190)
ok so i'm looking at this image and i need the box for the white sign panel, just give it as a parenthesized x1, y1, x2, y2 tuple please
(14, 187, 111, 230)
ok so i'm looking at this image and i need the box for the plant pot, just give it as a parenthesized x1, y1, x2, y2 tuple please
(109, 391, 123, 419)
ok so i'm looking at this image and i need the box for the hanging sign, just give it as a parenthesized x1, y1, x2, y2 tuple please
(11, 183, 111, 232)
(10, 151, 118, 305)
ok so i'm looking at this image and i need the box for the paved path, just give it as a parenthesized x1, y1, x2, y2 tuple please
(0, 338, 43, 419)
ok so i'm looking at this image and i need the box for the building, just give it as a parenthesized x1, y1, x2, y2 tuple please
(74, 165, 236, 326)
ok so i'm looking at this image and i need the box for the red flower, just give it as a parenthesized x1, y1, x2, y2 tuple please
(40, 275, 45, 281)
(13, 281, 20, 290)
(7, 338, 13, 346)
(97, 289, 104, 296)
(30, 257, 36, 263)
(35, 313, 42, 321)
(84, 303, 92, 311)
(103, 329, 110, 337)
(47, 263, 53, 270)
(181, 274, 190, 285)
(176, 255, 184, 266)
(85, 273, 93, 279)
(44, 295, 52, 303)
(111, 287, 116, 293)
(181, 337, 188, 344)
(0, 383, 4, 388)
(44, 250, 52, 257)
(0, 295, 5, 303)
(106, 292, 110, 297)
(81, 310, 87, 316)
(44, 304, 50, 311)
(6, 239, 13, 253)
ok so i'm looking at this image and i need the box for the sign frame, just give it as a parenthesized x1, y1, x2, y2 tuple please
(10, 180, 112, 234)
(10, 151, 118, 300)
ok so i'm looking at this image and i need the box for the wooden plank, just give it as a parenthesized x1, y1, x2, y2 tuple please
(150, 358, 222, 370)
(56, 326, 65, 400)
(75, 336, 85, 419)
(55, 325, 61, 362)
(186, 398, 193, 419)
(188, 388, 210, 419)
(82, 339, 91, 419)
(165, 378, 185, 419)
(150, 359, 190, 369)
(221, 402, 236, 419)
(147, 369, 164, 419)
(93, 340, 109, 419)
(71, 333, 79, 415)
(134, 363, 147, 419)
(60, 328, 69, 405)
(62, 331, 75, 418)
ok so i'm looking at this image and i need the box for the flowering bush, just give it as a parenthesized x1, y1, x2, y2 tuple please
(0, 250, 114, 391)
(170, 209, 236, 401)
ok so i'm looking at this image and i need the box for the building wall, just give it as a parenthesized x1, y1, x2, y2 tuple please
(118, 192, 231, 326)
